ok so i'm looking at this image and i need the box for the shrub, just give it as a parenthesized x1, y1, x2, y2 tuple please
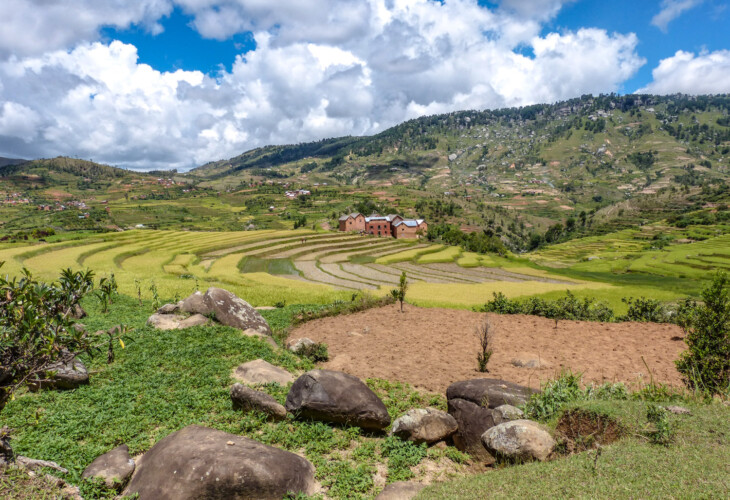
(676, 272, 730, 395)
(620, 297, 669, 323)
(475, 316, 494, 373)
(390, 272, 408, 313)
(0, 264, 95, 413)
(482, 291, 614, 323)
(298, 342, 329, 362)
(524, 371, 584, 421)
(646, 403, 673, 446)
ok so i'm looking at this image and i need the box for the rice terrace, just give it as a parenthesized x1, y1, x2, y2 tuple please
(1, 17, 730, 500)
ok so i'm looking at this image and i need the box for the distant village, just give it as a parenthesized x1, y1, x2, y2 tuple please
(338, 213, 427, 239)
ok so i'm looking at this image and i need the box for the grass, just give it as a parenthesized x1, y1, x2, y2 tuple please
(419, 399, 730, 499)
(376, 245, 443, 264)
(418, 246, 462, 264)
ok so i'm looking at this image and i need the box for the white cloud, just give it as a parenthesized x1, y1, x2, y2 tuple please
(0, 0, 647, 169)
(651, 0, 703, 32)
(638, 49, 730, 94)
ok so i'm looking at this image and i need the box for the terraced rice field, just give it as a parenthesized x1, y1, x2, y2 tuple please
(0, 229, 588, 308)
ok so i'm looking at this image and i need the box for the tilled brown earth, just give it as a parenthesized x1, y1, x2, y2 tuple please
(288, 304, 686, 393)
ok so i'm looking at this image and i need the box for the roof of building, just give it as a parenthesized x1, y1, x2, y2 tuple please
(393, 219, 426, 228)
(338, 212, 363, 221)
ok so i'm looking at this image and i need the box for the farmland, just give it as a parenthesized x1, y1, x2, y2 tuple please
(1, 221, 722, 311)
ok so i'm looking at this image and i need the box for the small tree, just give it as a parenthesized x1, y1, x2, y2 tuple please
(0, 264, 95, 413)
(390, 272, 408, 312)
(676, 272, 730, 395)
(476, 315, 494, 373)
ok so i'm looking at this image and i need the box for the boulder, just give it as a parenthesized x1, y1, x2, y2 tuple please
(29, 354, 89, 391)
(481, 420, 555, 462)
(287, 337, 315, 354)
(124, 425, 315, 500)
(178, 314, 210, 328)
(285, 370, 391, 430)
(179, 291, 212, 316)
(230, 384, 287, 420)
(156, 303, 180, 314)
(390, 408, 458, 445)
(446, 398, 496, 463)
(665, 405, 691, 415)
(70, 303, 86, 319)
(446, 378, 536, 409)
(146, 313, 185, 330)
(492, 404, 524, 424)
(204, 287, 272, 335)
(82, 444, 135, 489)
(510, 353, 552, 369)
(233, 359, 295, 386)
(375, 481, 426, 500)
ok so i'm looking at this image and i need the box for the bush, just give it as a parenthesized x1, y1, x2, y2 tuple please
(524, 371, 584, 421)
(676, 273, 730, 395)
(298, 342, 329, 362)
(620, 297, 670, 323)
(0, 264, 95, 413)
(482, 291, 614, 323)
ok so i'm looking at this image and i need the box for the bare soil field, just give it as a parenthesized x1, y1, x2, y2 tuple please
(289, 304, 686, 393)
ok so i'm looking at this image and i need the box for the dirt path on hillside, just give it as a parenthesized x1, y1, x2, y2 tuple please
(288, 305, 686, 393)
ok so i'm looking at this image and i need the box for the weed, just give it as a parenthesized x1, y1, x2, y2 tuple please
(524, 370, 584, 421)
(298, 342, 330, 362)
(645, 403, 673, 446)
(380, 436, 427, 482)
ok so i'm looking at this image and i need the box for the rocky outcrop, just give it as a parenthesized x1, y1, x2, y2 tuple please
(492, 404, 525, 424)
(285, 370, 391, 430)
(375, 481, 426, 499)
(82, 444, 135, 489)
(233, 359, 295, 386)
(179, 291, 211, 316)
(230, 384, 287, 420)
(390, 408, 457, 445)
(481, 420, 555, 462)
(204, 287, 271, 335)
(124, 425, 315, 500)
(446, 378, 536, 409)
(446, 398, 496, 463)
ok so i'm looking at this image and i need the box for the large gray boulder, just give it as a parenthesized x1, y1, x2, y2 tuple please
(124, 425, 315, 500)
(446, 378, 536, 409)
(447, 398, 496, 463)
(492, 404, 525, 424)
(179, 291, 212, 316)
(233, 359, 294, 386)
(390, 408, 458, 445)
(230, 384, 287, 421)
(481, 420, 556, 462)
(285, 370, 391, 430)
(375, 481, 426, 500)
(82, 444, 135, 489)
(204, 287, 272, 335)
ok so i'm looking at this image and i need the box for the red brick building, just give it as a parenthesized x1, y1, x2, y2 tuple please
(338, 213, 426, 239)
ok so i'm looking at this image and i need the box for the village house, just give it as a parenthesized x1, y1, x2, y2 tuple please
(285, 189, 311, 199)
(338, 212, 427, 239)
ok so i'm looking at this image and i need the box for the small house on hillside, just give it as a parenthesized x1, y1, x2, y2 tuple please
(338, 212, 426, 239)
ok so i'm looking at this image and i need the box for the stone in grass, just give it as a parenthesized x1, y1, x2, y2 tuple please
(204, 287, 272, 335)
(665, 405, 691, 415)
(286, 369, 391, 430)
(82, 444, 135, 489)
(124, 425, 316, 500)
(178, 314, 210, 328)
(375, 481, 426, 500)
(179, 291, 212, 316)
(481, 419, 555, 462)
(447, 398, 496, 464)
(233, 359, 295, 386)
(446, 378, 537, 409)
(287, 337, 315, 354)
(510, 352, 552, 369)
(230, 383, 287, 420)
(390, 408, 458, 445)
(492, 404, 524, 424)
(156, 303, 180, 314)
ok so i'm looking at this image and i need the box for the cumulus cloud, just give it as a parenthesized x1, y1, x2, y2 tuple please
(0, 0, 648, 169)
(651, 0, 703, 32)
(638, 49, 730, 94)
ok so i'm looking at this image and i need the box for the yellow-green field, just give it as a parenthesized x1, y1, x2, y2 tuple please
(0, 229, 615, 309)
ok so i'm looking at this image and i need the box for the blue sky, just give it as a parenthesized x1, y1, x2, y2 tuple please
(1, 0, 729, 169)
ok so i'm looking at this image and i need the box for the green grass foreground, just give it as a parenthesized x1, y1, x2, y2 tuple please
(420, 399, 730, 499)
(1, 294, 728, 499)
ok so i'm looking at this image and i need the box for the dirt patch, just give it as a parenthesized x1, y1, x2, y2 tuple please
(289, 305, 685, 393)
(555, 409, 625, 453)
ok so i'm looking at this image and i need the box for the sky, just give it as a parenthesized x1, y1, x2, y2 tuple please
(0, 0, 728, 171)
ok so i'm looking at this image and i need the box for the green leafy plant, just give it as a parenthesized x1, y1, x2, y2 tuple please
(134, 279, 142, 306)
(96, 277, 117, 313)
(0, 263, 95, 413)
(390, 272, 408, 313)
(620, 297, 669, 323)
(524, 371, 583, 421)
(149, 281, 160, 311)
(676, 272, 730, 395)
(380, 436, 427, 482)
(646, 403, 673, 446)
(475, 316, 494, 373)
(298, 342, 329, 362)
